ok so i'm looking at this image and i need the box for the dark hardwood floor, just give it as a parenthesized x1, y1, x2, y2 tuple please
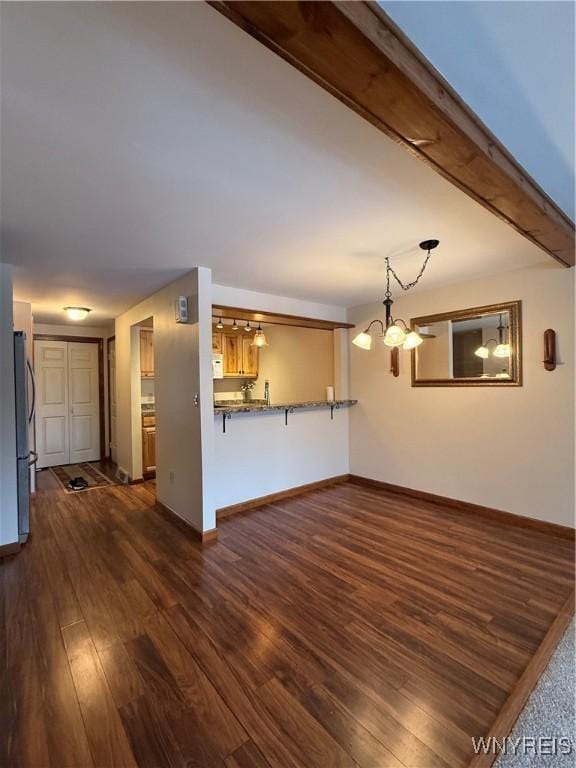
(1, 480, 573, 768)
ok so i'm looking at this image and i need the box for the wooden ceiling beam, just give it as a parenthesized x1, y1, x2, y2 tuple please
(209, 0, 575, 267)
(212, 305, 354, 330)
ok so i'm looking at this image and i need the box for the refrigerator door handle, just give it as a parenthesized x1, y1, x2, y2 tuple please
(27, 360, 36, 424)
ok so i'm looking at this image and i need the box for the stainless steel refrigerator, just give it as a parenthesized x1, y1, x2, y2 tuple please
(14, 331, 36, 542)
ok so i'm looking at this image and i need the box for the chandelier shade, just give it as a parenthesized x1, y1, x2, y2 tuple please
(383, 324, 407, 347)
(352, 331, 372, 350)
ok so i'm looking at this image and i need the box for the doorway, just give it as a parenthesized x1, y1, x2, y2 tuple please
(108, 337, 117, 463)
(34, 336, 104, 468)
(452, 328, 484, 378)
(132, 318, 155, 481)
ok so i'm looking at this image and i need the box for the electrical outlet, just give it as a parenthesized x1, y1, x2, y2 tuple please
(169, 471, 175, 484)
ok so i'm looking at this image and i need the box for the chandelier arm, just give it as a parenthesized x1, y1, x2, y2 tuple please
(365, 319, 385, 335)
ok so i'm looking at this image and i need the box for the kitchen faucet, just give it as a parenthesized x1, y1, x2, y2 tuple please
(264, 379, 270, 406)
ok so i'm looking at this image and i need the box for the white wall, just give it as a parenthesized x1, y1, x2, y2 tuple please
(213, 407, 349, 509)
(349, 261, 575, 527)
(212, 284, 347, 323)
(34, 323, 114, 338)
(211, 283, 350, 509)
(0, 266, 18, 546)
(115, 268, 215, 532)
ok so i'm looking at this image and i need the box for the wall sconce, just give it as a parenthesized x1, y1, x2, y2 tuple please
(544, 329, 556, 371)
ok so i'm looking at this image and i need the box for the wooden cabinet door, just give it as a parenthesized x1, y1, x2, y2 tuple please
(223, 334, 242, 377)
(212, 332, 223, 354)
(242, 336, 258, 378)
(140, 329, 154, 378)
(142, 427, 156, 472)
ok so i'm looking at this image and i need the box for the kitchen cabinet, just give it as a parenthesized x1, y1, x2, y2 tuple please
(223, 334, 242, 376)
(242, 336, 258, 377)
(212, 332, 223, 354)
(142, 417, 156, 475)
(140, 329, 154, 378)
(219, 331, 258, 378)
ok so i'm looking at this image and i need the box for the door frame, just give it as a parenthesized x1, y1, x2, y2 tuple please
(107, 335, 115, 460)
(33, 334, 106, 460)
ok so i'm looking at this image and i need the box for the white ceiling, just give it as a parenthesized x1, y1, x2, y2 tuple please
(0, 2, 550, 325)
(381, 0, 575, 218)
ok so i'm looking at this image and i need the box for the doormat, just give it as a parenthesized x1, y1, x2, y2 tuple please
(50, 463, 115, 493)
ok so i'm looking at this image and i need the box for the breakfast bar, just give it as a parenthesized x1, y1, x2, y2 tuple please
(212, 399, 357, 511)
(214, 399, 357, 431)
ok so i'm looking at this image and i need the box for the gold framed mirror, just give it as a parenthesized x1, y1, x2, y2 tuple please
(411, 301, 522, 387)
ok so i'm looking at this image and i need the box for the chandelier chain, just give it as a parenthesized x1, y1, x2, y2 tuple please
(385, 247, 433, 292)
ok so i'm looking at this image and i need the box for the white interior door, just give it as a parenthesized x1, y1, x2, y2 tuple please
(68, 343, 100, 464)
(108, 339, 117, 463)
(35, 340, 69, 468)
(34, 339, 101, 468)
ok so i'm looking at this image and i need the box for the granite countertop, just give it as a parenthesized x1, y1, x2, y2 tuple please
(213, 399, 357, 414)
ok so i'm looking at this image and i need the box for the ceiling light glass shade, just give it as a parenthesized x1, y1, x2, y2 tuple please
(64, 306, 91, 321)
(383, 324, 407, 347)
(252, 329, 268, 347)
(474, 345, 490, 359)
(216, 317, 224, 330)
(493, 343, 511, 358)
(231, 320, 239, 331)
(352, 331, 372, 350)
(402, 331, 423, 350)
(244, 322, 252, 332)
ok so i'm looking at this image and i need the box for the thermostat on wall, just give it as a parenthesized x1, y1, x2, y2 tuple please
(175, 296, 189, 323)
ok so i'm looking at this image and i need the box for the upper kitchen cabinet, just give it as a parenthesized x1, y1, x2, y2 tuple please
(212, 332, 223, 354)
(242, 336, 258, 377)
(223, 333, 243, 376)
(216, 328, 259, 378)
(140, 328, 154, 378)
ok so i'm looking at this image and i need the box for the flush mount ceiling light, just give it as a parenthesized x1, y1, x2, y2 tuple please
(215, 317, 224, 330)
(63, 306, 91, 321)
(251, 324, 268, 348)
(352, 239, 439, 352)
(474, 314, 511, 359)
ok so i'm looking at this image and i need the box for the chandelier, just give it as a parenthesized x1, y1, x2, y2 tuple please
(474, 314, 511, 359)
(352, 239, 439, 351)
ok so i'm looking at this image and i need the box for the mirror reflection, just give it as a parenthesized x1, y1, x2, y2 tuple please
(411, 302, 521, 386)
